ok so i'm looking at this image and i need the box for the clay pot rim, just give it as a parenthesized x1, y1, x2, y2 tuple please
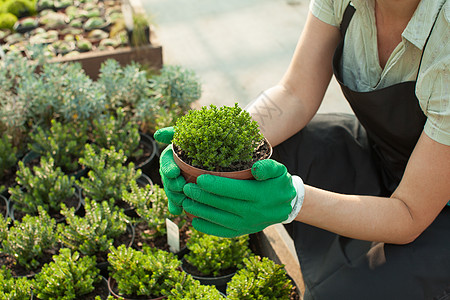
(172, 138, 273, 180)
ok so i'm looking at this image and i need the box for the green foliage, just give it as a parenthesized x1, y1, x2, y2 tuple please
(97, 59, 150, 113)
(0, 266, 33, 300)
(173, 103, 263, 171)
(0, 133, 17, 180)
(77, 144, 141, 202)
(1, 207, 57, 270)
(135, 65, 202, 133)
(0, 216, 10, 245)
(9, 156, 76, 215)
(34, 248, 101, 300)
(226, 256, 293, 300)
(91, 108, 142, 159)
(108, 245, 185, 298)
(0, 12, 17, 30)
(130, 13, 149, 47)
(122, 183, 183, 238)
(29, 119, 89, 173)
(58, 198, 129, 257)
(168, 276, 224, 299)
(184, 229, 251, 277)
(1, 0, 35, 18)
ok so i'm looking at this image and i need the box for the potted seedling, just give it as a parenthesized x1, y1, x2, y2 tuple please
(167, 276, 225, 299)
(181, 229, 252, 293)
(226, 255, 298, 300)
(0, 267, 34, 300)
(27, 119, 89, 176)
(0, 133, 18, 196)
(57, 198, 133, 270)
(33, 248, 109, 300)
(172, 103, 271, 183)
(77, 144, 141, 208)
(122, 183, 189, 257)
(107, 245, 186, 299)
(8, 156, 81, 222)
(0, 215, 10, 245)
(0, 207, 58, 277)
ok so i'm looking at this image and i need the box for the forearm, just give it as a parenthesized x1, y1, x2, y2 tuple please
(246, 85, 315, 146)
(296, 185, 419, 244)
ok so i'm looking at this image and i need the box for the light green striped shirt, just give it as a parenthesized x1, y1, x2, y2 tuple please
(310, 0, 450, 146)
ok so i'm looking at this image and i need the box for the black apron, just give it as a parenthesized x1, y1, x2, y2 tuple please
(273, 3, 450, 300)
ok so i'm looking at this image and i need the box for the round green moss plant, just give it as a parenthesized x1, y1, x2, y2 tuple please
(173, 103, 264, 171)
(0, 12, 17, 30)
(1, 0, 35, 18)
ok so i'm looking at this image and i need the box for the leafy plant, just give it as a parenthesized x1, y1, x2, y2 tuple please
(91, 108, 142, 159)
(1, 207, 57, 270)
(226, 256, 293, 300)
(0, 133, 17, 181)
(184, 229, 251, 277)
(122, 183, 184, 238)
(0, 216, 10, 244)
(130, 13, 149, 47)
(8, 156, 76, 215)
(135, 65, 201, 133)
(168, 276, 225, 299)
(173, 103, 263, 171)
(28, 119, 89, 173)
(108, 245, 185, 298)
(57, 198, 129, 257)
(77, 144, 141, 202)
(33, 248, 101, 300)
(0, 12, 17, 30)
(0, 266, 34, 300)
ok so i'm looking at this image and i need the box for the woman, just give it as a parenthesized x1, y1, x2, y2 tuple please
(155, 0, 450, 298)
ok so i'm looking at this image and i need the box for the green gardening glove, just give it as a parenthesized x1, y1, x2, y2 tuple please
(182, 159, 304, 238)
(154, 127, 188, 215)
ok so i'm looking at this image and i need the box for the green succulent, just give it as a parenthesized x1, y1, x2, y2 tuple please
(173, 103, 263, 171)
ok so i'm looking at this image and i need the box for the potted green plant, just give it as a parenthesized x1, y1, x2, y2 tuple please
(33, 248, 109, 300)
(0, 266, 34, 300)
(27, 119, 89, 176)
(172, 103, 271, 183)
(107, 245, 186, 300)
(181, 229, 252, 293)
(167, 276, 225, 299)
(8, 156, 81, 222)
(0, 194, 9, 223)
(0, 207, 58, 277)
(0, 214, 10, 245)
(122, 183, 189, 257)
(77, 144, 141, 207)
(57, 198, 133, 269)
(0, 133, 18, 196)
(226, 256, 297, 300)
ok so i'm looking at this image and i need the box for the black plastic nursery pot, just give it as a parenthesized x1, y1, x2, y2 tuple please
(180, 258, 235, 294)
(1, 194, 9, 220)
(8, 185, 83, 224)
(107, 277, 167, 300)
(135, 132, 161, 186)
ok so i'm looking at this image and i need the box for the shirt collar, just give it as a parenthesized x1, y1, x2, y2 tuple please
(402, 0, 446, 50)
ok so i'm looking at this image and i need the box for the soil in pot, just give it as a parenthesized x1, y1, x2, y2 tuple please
(0, 165, 17, 197)
(107, 277, 167, 300)
(133, 218, 191, 259)
(9, 186, 82, 223)
(181, 258, 236, 294)
(0, 246, 60, 278)
(82, 276, 110, 300)
(131, 133, 158, 171)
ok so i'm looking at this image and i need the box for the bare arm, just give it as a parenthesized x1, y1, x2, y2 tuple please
(246, 12, 341, 146)
(296, 132, 450, 244)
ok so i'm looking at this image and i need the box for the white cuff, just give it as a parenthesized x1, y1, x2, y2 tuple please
(282, 175, 305, 224)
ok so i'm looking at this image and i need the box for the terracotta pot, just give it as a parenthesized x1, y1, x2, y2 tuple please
(172, 139, 272, 218)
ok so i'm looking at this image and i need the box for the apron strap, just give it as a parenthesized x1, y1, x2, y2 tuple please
(339, 3, 355, 37)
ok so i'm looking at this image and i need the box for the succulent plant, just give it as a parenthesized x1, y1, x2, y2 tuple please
(13, 16, 38, 32)
(34, 248, 101, 300)
(76, 38, 93, 51)
(87, 28, 109, 40)
(184, 229, 251, 277)
(39, 12, 68, 29)
(0, 13, 18, 30)
(1, 207, 58, 270)
(173, 103, 264, 171)
(51, 39, 76, 55)
(36, 0, 54, 11)
(84, 17, 107, 30)
(226, 256, 293, 300)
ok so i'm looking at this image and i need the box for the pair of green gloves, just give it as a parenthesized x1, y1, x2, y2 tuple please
(154, 127, 305, 238)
